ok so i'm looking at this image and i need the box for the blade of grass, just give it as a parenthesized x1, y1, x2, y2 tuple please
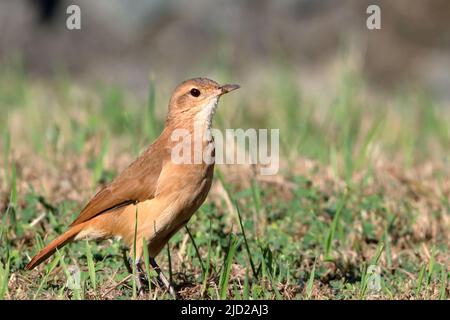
(233, 285, 242, 299)
(243, 271, 249, 300)
(359, 263, 367, 299)
(258, 245, 282, 299)
(324, 196, 346, 260)
(370, 242, 384, 266)
(0, 256, 10, 300)
(415, 263, 426, 297)
(142, 237, 154, 299)
(305, 257, 317, 299)
(2, 128, 10, 188)
(201, 221, 213, 298)
(383, 228, 392, 268)
(235, 202, 258, 279)
(85, 240, 97, 293)
(355, 117, 383, 170)
(439, 267, 447, 300)
(426, 246, 436, 287)
(185, 225, 205, 275)
(0, 208, 8, 241)
(219, 234, 240, 299)
(8, 162, 17, 232)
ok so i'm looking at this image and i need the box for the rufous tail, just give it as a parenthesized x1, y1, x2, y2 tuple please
(25, 223, 86, 270)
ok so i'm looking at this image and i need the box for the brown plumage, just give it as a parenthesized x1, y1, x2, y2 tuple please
(25, 78, 240, 290)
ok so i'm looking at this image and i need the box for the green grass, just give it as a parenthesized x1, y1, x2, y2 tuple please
(85, 240, 97, 294)
(0, 58, 448, 300)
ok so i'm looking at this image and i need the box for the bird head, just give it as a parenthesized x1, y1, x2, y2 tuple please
(166, 77, 239, 128)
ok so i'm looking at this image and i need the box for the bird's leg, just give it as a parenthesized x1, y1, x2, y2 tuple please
(122, 248, 146, 296)
(134, 261, 146, 296)
(149, 257, 177, 298)
(121, 247, 133, 274)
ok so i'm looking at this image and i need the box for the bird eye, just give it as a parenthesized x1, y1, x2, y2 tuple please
(190, 88, 201, 97)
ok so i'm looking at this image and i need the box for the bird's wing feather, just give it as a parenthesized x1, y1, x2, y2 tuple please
(70, 144, 165, 226)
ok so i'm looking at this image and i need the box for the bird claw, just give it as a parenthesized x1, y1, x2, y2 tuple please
(149, 258, 177, 299)
(134, 259, 177, 299)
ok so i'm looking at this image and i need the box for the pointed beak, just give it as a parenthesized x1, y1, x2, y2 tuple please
(219, 84, 240, 95)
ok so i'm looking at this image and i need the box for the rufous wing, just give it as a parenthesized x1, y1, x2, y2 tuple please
(70, 143, 166, 226)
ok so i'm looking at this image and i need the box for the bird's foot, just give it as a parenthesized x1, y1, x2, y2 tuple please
(134, 262, 149, 297)
(149, 258, 177, 299)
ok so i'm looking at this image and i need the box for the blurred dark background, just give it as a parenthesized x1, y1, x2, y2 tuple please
(0, 0, 449, 100)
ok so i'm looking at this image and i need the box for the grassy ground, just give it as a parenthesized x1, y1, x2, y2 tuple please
(0, 58, 449, 300)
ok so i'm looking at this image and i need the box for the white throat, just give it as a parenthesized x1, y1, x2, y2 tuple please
(194, 97, 219, 130)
